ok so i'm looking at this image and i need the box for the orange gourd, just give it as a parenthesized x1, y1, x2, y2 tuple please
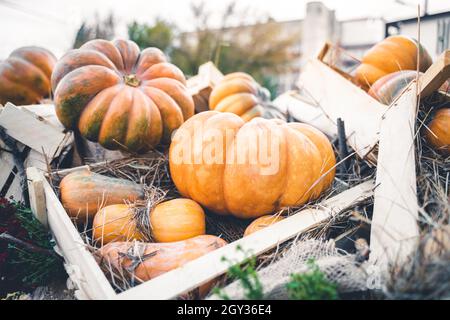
(209, 72, 284, 121)
(59, 170, 144, 221)
(244, 215, 285, 236)
(355, 36, 432, 89)
(0, 46, 56, 105)
(52, 39, 194, 153)
(150, 198, 206, 242)
(425, 108, 450, 155)
(92, 204, 144, 245)
(169, 111, 336, 218)
(99, 235, 227, 296)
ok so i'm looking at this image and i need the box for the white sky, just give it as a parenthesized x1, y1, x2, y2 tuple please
(1, 0, 449, 58)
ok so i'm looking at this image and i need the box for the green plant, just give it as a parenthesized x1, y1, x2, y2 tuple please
(125, 1, 299, 90)
(72, 12, 116, 48)
(286, 259, 338, 300)
(128, 19, 175, 52)
(0, 198, 65, 296)
(213, 245, 263, 300)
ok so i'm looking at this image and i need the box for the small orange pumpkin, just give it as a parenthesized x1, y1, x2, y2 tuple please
(355, 36, 432, 89)
(150, 198, 206, 242)
(244, 215, 285, 236)
(425, 108, 450, 155)
(92, 204, 144, 245)
(209, 72, 284, 121)
(0, 46, 56, 105)
(52, 39, 194, 153)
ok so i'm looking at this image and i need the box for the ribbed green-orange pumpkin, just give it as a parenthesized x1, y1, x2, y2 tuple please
(52, 39, 194, 153)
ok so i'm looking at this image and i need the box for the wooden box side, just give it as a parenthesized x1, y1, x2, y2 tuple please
(39, 168, 117, 300)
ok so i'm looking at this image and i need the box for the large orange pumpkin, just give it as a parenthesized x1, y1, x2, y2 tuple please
(60, 170, 144, 221)
(169, 111, 336, 218)
(99, 235, 227, 296)
(425, 108, 450, 155)
(209, 72, 284, 121)
(92, 204, 145, 245)
(355, 36, 432, 89)
(150, 198, 206, 242)
(52, 39, 194, 153)
(0, 46, 56, 105)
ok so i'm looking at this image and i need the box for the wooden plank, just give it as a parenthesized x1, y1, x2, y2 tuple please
(370, 52, 450, 269)
(21, 104, 64, 130)
(370, 83, 419, 269)
(0, 103, 72, 159)
(24, 149, 49, 172)
(297, 59, 388, 160)
(187, 62, 224, 113)
(117, 180, 374, 300)
(26, 167, 47, 226)
(418, 50, 450, 97)
(273, 90, 337, 138)
(0, 140, 16, 190)
(41, 173, 117, 299)
(5, 171, 23, 202)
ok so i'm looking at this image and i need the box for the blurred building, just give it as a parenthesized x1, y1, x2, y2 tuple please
(182, 1, 449, 95)
(385, 11, 450, 58)
(278, 1, 449, 93)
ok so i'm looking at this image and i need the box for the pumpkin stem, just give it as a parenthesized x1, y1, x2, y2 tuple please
(124, 74, 140, 87)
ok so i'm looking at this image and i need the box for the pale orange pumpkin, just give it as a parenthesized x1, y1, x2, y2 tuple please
(99, 235, 227, 297)
(244, 215, 285, 237)
(150, 198, 206, 242)
(92, 204, 145, 245)
(169, 111, 336, 218)
(59, 170, 144, 221)
(425, 108, 450, 155)
(355, 36, 432, 89)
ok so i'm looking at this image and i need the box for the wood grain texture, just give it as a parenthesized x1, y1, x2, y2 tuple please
(0, 102, 72, 159)
(297, 59, 388, 161)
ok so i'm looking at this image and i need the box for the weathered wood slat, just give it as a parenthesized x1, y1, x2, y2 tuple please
(297, 59, 388, 161)
(26, 167, 47, 226)
(370, 50, 450, 269)
(0, 103, 72, 159)
(273, 90, 337, 138)
(40, 172, 117, 299)
(370, 82, 419, 268)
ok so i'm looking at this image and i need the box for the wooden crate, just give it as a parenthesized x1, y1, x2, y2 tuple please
(28, 162, 374, 300)
(296, 43, 389, 164)
(272, 47, 450, 273)
(0, 103, 73, 206)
